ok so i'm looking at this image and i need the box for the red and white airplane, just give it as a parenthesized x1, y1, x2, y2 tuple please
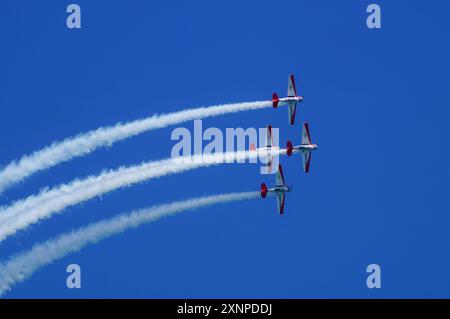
(286, 122, 318, 173)
(272, 74, 304, 125)
(260, 164, 292, 215)
(250, 125, 278, 173)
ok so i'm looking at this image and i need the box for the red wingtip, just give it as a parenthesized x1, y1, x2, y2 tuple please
(272, 93, 279, 108)
(260, 183, 267, 198)
(286, 141, 293, 156)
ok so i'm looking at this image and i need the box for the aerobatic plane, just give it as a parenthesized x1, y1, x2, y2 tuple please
(272, 73, 304, 125)
(286, 122, 318, 173)
(250, 125, 278, 173)
(260, 164, 292, 215)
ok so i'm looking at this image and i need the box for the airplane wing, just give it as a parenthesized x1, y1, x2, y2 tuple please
(302, 122, 312, 145)
(267, 154, 274, 174)
(265, 125, 273, 148)
(303, 150, 312, 173)
(288, 101, 297, 125)
(287, 74, 297, 97)
(276, 192, 285, 215)
(275, 164, 285, 186)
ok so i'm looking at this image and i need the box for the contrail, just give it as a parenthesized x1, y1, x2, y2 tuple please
(0, 100, 272, 193)
(0, 149, 285, 242)
(0, 191, 260, 296)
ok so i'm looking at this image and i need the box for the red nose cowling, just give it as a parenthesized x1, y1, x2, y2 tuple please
(272, 93, 279, 108)
(286, 141, 293, 156)
(260, 183, 268, 198)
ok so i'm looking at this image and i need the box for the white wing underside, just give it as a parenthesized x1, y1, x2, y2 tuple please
(276, 192, 285, 214)
(288, 101, 296, 124)
(275, 169, 285, 187)
(287, 75, 297, 97)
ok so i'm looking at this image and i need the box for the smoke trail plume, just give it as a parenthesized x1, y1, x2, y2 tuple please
(0, 101, 272, 193)
(0, 191, 259, 296)
(0, 149, 285, 242)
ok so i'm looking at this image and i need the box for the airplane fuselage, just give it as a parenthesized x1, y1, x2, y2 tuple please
(279, 96, 304, 103)
(267, 185, 292, 193)
(292, 144, 318, 152)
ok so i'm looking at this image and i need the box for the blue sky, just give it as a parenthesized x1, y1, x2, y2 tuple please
(0, 0, 450, 298)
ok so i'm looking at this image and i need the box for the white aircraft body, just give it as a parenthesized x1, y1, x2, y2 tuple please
(272, 74, 304, 125)
(286, 122, 318, 173)
(260, 164, 292, 215)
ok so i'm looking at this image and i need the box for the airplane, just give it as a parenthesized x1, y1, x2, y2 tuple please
(260, 164, 292, 215)
(272, 73, 304, 125)
(286, 122, 318, 173)
(250, 125, 278, 173)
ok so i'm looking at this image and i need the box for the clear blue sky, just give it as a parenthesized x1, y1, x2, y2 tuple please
(1, 0, 450, 298)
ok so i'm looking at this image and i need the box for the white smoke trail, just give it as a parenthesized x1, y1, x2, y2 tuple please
(0, 149, 285, 242)
(0, 101, 272, 193)
(0, 191, 259, 297)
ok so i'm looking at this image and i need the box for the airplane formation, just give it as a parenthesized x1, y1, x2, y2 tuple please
(260, 74, 318, 215)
